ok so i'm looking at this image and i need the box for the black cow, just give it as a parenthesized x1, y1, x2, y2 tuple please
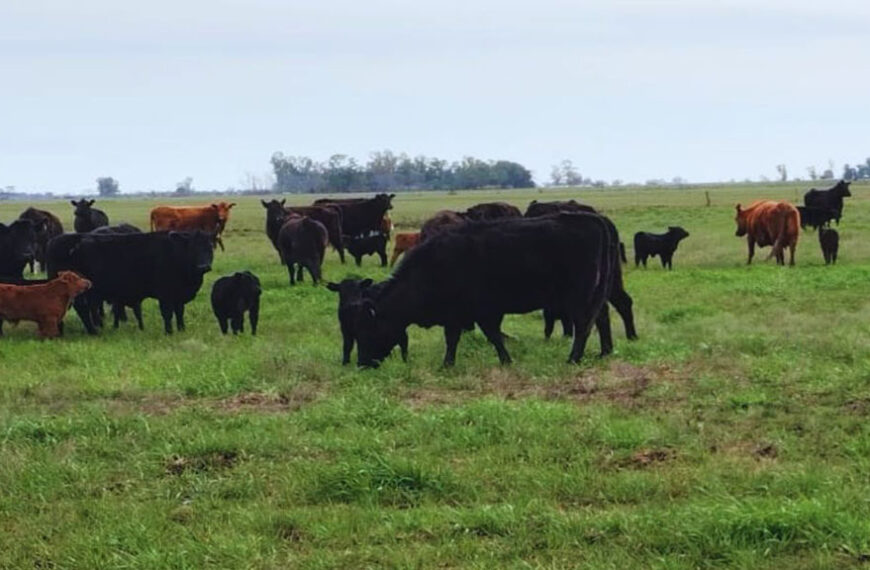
(278, 216, 328, 285)
(313, 194, 394, 238)
(211, 271, 261, 335)
(18, 208, 63, 273)
(261, 200, 345, 264)
(90, 223, 144, 328)
(804, 179, 851, 224)
(819, 228, 839, 265)
(796, 205, 838, 231)
(524, 199, 597, 218)
(71, 199, 109, 233)
(327, 278, 408, 364)
(91, 223, 142, 235)
(344, 232, 388, 266)
(46, 231, 213, 334)
(464, 202, 522, 221)
(633, 227, 690, 269)
(0, 220, 38, 279)
(354, 214, 614, 367)
(419, 210, 466, 243)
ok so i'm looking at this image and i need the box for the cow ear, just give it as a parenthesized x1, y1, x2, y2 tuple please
(360, 278, 373, 289)
(280, 199, 286, 206)
(211, 204, 220, 210)
(70, 200, 77, 206)
(389, 194, 395, 199)
(735, 204, 741, 212)
(88, 200, 95, 206)
(326, 282, 340, 292)
(261, 200, 268, 208)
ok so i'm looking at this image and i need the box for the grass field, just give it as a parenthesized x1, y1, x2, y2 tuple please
(2, 183, 870, 568)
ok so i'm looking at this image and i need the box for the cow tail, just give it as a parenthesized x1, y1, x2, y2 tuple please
(149, 211, 156, 232)
(767, 209, 789, 261)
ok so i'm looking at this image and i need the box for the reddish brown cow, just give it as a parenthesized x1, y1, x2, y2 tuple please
(735, 201, 800, 266)
(150, 202, 236, 251)
(0, 271, 91, 338)
(390, 232, 420, 267)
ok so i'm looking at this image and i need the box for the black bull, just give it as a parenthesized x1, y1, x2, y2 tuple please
(354, 213, 636, 367)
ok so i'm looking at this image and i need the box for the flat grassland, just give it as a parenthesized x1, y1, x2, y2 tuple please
(2, 184, 870, 568)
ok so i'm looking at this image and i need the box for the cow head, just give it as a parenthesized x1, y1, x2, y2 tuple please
(835, 179, 852, 197)
(170, 231, 214, 274)
(71, 199, 96, 218)
(261, 199, 288, 226)
(354, 300, 406, 368)
(326, 278, 373, 307)
(734, 204, 748, 236)
(668, 226, 690, 242)
(234, 270, 262, 300)
(0, 219, 39, 264)
(56, 270, 92, 297)
(373, 193, 395, 212)
(211, 202, 236, 231)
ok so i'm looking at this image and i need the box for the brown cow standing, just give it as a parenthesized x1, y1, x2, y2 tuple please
(734, 201, 800, 266)
(390, 232, 420, 267)
(149, 202, 236, 251)
(0, 271, 91, 338)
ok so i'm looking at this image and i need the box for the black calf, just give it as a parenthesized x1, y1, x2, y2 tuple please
(633, 226, 689, 269)
(211, 271, 261, 335)
(819, 228, 839, 265)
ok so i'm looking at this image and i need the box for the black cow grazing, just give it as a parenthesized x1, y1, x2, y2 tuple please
(354, 214, 614, 368)
(91, 223, 142, 235)
(18, 208, 63, 273)
(261, 200, 346, 264)
(796, 205, 838, 231)
(211, 271, 261, 335)
(0, 220, 38, 279)
(46, 231, 213, 334)
(313, 194, 394, 238)
(804, 179, 851, 225)
(419, 210, 467, 243)
(819, 228, 839, 265)
(524, 199, 597, 218)
(71, 199, 109, 233)
(464, 202, 522, 221)
(278, 216, 328, 285)
(344, 232, 388, 266)
(327, 278, 408, 365)
(633, 227, 690, 269)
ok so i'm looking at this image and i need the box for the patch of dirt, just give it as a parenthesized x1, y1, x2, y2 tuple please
(753, 442, 778, 460)
(214, 385, 320, 414)
(844, 399, 870, 415)
(165, 450, 239, 475)
(628, 447, 676, 468)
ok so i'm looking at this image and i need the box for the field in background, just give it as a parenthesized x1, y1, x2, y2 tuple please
(2, 183, 870, 568)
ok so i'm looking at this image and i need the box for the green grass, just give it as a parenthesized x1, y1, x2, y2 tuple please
(1, 183, 870, 568)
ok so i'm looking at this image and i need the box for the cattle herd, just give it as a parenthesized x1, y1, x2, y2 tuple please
(0, 180, 855, 367)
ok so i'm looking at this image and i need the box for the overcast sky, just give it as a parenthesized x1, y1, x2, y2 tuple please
(1, 0, 868, 193)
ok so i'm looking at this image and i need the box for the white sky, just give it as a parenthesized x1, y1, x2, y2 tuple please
(1, 0, 868, 192)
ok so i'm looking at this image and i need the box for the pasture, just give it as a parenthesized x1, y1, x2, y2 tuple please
(2, 183, 870, 568)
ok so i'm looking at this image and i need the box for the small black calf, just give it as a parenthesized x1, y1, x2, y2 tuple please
(634, 226, 689, 269)
(211, 271, 261, 335)
(344, 232, 388, 267)
(819, 228, 839, 265)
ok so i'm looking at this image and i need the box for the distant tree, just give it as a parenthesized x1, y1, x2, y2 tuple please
(843, 164, 857, 181)
(672, 176, 686, 185)
(549, 165, 563, 186)
(97, 177, 119, 197)
(821, 169, 834, 180)
(806, 166, 818, 181)
(775, 164, 787, 182)
(175, 177, 194, 195)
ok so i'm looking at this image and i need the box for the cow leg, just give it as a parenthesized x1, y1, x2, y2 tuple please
(74, 296, 98, 335)
(543, 308, 556, 339)
(390, 248, 401, 267)
(354, 255, 362, 267)
(789, 244, 795, 266)
(746, 238, 755, 265)
(217, 315, 229, 334)
(378, 248, 387, 267)
(132, 303, 144, 330)
(398, 330, 409, 362)
(340, 328, 354, 365)
(296, 265, 305, 282)
(249, 302, 259, 336)
(595, 304, 614, 357)
(642, 255, 648, 268)
(478, 317, 512, 365)
(337, 244, 346, 264)
(217, 236, 225, 252)
(443, 325, 462, 367)
(231, 313, 243, 334)
(174, 304, 186, 331)
(0, 319, 4, 336)
(608, 289, 637, 340)
(287, 263, 296, 285)
(634, 251, 641, 267)
(159, 300, 174, 334)
(308, 262, 321, 285)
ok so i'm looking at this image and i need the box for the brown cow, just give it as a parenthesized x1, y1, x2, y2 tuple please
(381, 213, 393, 237)
(0, 271, 91, 338)
(390, 232, 420, 267)
(149, 202, 236, 251)
(735, 201, 800, 266)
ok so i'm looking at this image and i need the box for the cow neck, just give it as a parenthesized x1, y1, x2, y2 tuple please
(374, 277, 419, 328)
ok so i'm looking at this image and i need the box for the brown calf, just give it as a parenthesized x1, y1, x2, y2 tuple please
(390, 231, 420, 267)
(0, 271, 92, 338)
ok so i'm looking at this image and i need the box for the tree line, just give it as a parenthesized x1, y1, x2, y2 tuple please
(270, 151, 534, 193)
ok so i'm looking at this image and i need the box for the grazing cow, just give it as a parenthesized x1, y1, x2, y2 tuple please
(18, 208, 63, 273)
(804, 179, 851, 224)
(390, 232, 420, 267)
(354, 214, 614, 367)
(327, 278, 408, 364)
(314, 194, 394, 238)
(819, 228, 839, 265)
(71, 199, 109, 233)
(524, 200, 597, 218)
(46, 231, 213, 334)
(0, 220, 39, 279)
(261, 200, 346, 264)
(91, 223, 142, 235)
(344, 232, 388, 267)
(734, 201, 800, 266)
(464, 202, 522, 221)
(278, 216, 328, 285)
(150, 202, 235, 251)
(633, 227, 690, 269)
(796, 205, 838, 231)
(419, 210, 466, 243)
(0, 271, 91, 338)
(211, 271, 261, 335)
